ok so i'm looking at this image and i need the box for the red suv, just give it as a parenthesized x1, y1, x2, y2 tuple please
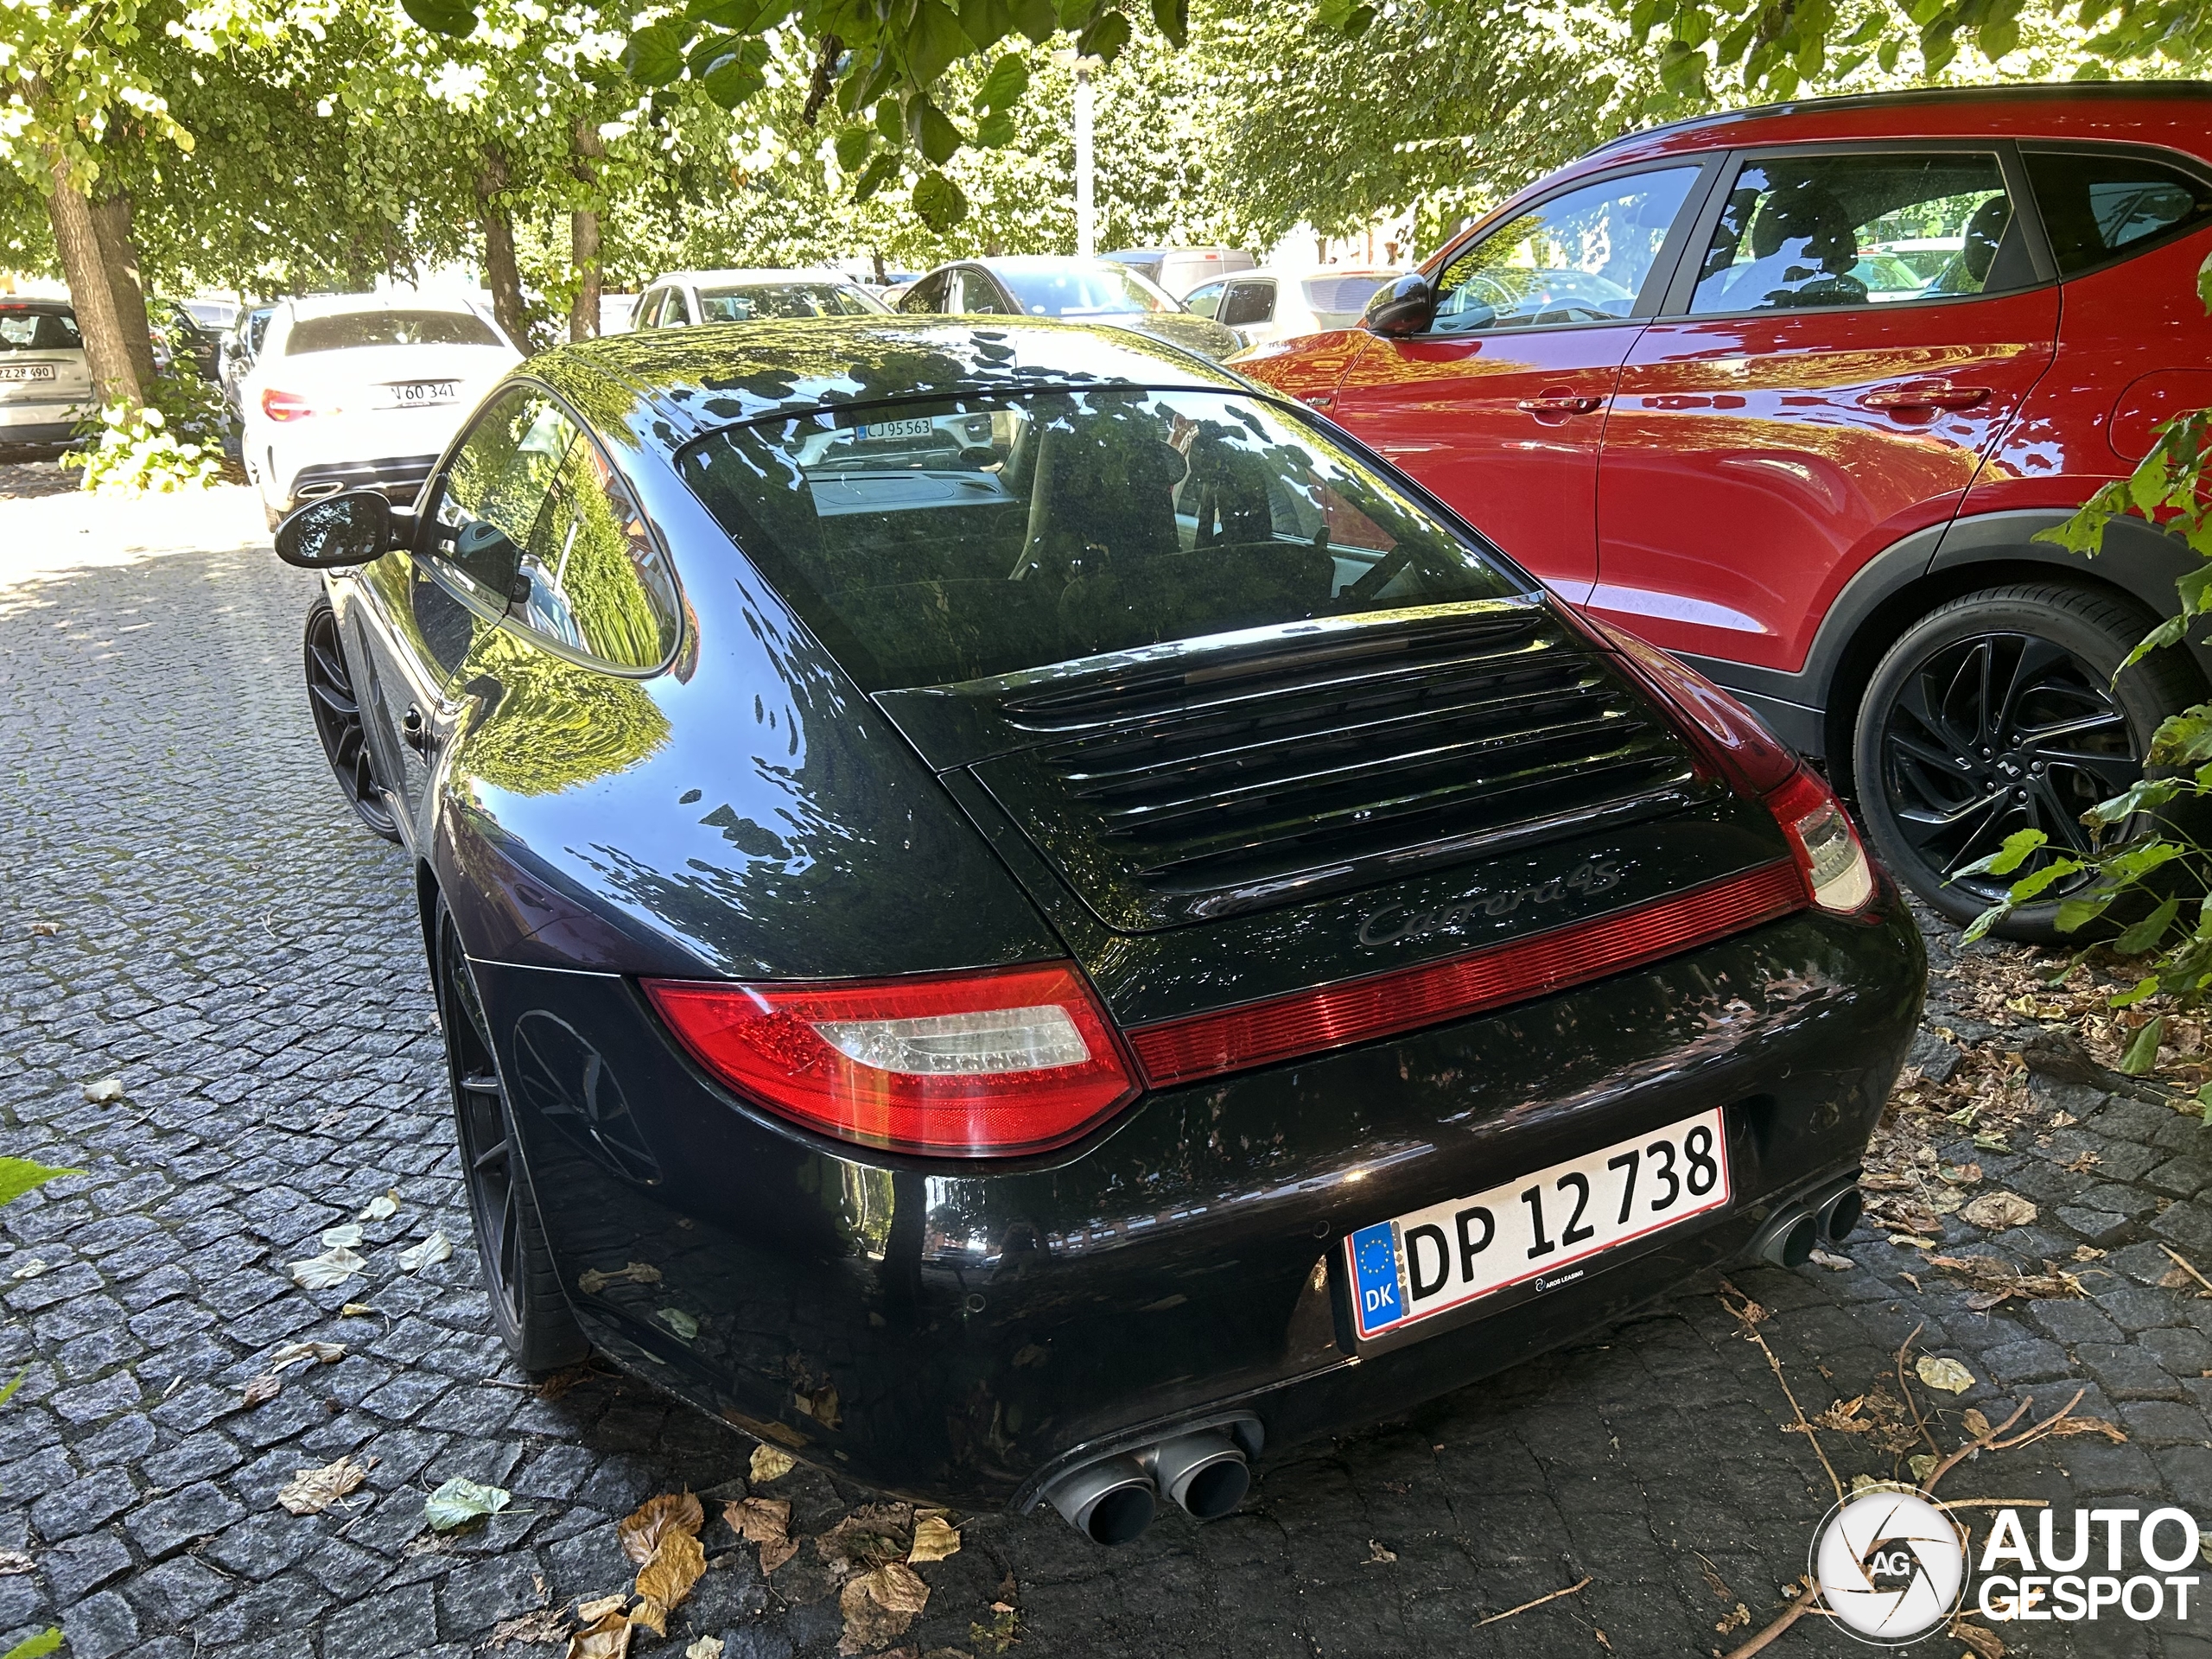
(1240, 82, 2212, 935)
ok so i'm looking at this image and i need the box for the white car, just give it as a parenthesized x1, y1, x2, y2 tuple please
(1183, 267, 1406, 350)
(0, 299, 92, 450)
(630, 269, 887, 329)
(242, 294, 521, 528)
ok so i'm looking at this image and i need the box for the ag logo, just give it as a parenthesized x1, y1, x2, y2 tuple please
(1812, 1490, 1968, 1644)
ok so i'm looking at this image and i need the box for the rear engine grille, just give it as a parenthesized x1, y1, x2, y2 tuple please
(970, 611, 1706, 930)
(292, 454, 441, 510)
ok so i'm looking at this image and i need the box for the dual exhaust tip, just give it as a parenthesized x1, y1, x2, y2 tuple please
(1046, 1430, 1251, 1545)
(1750, 1177, 1864, 1268)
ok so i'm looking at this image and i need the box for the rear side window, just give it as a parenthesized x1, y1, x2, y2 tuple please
(1219, 281, 1275, 327)
(0, 310, 79, 351)
(1182, 281, 1225, 320)
(679, 387, 1526, 691)
(1689, 152, 2024, 314)
(289, 309, 503, 353)
(696, 283, 877, 321)
(2024, 149, 2212, 276)
(1432, 167, 1700, 334)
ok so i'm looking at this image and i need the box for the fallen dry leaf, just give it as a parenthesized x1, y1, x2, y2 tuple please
(320, 1224, 363, 1249)
(620, 1492, 705, 1565)
(339, 1302, 376, 1319)
(1365, 1539, 1397, 1563)
(658, 1307, 699, 1340)
(1952, 1618, 2006, 1657)
(424, 1476, 512, 1531)
(1808, 1396, 1873, 1433)
(749, 1444, 796, 1484)
(818, 1504, 914, 1572)
(485, 1607, 570, 1649)
(241, 1375, 282, 1408)
(565, 1608, 632, 1659)
(577, 1262, 662, 1294)
(2041, 1415, 2129, 1443)
(359, 1190, 400, 1222)
(1926, 1253, 2087, 1309)
(575, 1595, 628, 1623)
(685, 1639, 725, 1659)
(908, 1512, 962, 1563)
(636, 1529, 707, 1611)
(8, 1259, 48, 1281)
(267, 1340, 346, 1373)
(1909, 1452, 1941, 1483)
(1916, 1355, 1976, 1395)
(397, 1231, 453, 1272)
(726, 1497, 797, 1572)
(0, 1552, 32, 1574)
(797, 1382, 841, 1427)
(628, 1596, 669, 1638)
(27, 920, 58, 936)
(838, 1560, 931, 1655)
(277, 1452, 377, 1515)
(1808, 1248, 1854, 1271)
(1961, 1192, 2037, 1231)
(287, 1245, 366, 1291)
(80, 1077, 124, 1103)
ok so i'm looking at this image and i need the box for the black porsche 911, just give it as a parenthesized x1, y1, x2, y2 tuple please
(276, 316, 1923, 1544)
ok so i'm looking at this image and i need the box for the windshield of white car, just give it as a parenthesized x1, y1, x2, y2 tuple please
(695, 284, 883, 321)
(996, 266, 1174, 317)
(287, 309, 503, 354)
(0, 308, 79, 352)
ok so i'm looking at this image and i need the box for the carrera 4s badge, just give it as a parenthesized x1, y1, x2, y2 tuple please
(1357, 859, 1624, 947)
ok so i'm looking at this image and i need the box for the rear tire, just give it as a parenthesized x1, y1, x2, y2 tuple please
(1852, 582, 2200, 942)
(434, 894, 590, 1374)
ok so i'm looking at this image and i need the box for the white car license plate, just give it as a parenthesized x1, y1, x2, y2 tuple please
(855, 416, 933, 441)
(0, 364, 57, 383)
(384, 380, 459, 407)
(1346, 1107, 1730, 1342)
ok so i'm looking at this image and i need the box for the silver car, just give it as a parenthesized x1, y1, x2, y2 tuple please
(0, 300, 92, 449)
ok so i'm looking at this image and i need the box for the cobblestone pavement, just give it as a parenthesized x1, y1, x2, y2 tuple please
(5, 488, 2212, 1659)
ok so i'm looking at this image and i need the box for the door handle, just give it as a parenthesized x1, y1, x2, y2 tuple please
(1860, 381, 1992, 414)
(1516, 393, 1606, 416)
(402, 703, 431, 753)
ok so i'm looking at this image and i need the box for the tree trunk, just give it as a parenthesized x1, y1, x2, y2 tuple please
(569, 120, 604, 343)
(90, 189, 156, 391)
(41, 147, 141, 413)
(477, 145, 527, 348)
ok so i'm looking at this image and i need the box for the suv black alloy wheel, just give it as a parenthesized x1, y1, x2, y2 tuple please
(1853, 582, 2200, 940)
(303, 600, 400, 842)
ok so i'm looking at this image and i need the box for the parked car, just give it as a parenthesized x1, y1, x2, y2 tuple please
(1102, 245, 1255, 298)
(241, 293, 520, 528)
(149, 296, 222, 379)
(899, 257, 1241, 360)
(597, 293, 638, 336)
(219, 304, 275, 422)
(270, 315, 1923, 1535)
(629, 269, 887, 329)
(1184, 266, 1403, 350)
(0, 298, 92, 450)
(1239, 80, 2212, 938)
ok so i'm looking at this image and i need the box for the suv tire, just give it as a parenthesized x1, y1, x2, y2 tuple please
(1853, 582, 2200, 942)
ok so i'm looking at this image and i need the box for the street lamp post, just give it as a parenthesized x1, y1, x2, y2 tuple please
(1073, 55, 1095, 258)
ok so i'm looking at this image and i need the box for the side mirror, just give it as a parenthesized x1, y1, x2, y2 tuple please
(274, 489, 394, 569)
(1363, 274, 1435, 339)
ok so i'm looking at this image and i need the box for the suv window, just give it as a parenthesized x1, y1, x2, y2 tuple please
(2024, 149, 2212, 276)
(1689, 152, 2023, 315)
(428, 390, 572, 610)
(1182, 280, 1226, 321)
(899, 271, 950, 313)
(1219, 280, 1275, 328)
(0, 308, 79, 351)
(512, 425, 683, 671)
(1431, 167, 1700, 334)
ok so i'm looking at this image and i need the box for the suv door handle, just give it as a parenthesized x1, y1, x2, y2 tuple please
(1516, 392, 1606, 416)
(1860, 380, 1992, 414)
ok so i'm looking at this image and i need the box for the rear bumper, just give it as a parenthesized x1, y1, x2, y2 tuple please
(0, 414, 82, 446)
(472, 881, 1923, 1508)
(277, 452, 441, 512)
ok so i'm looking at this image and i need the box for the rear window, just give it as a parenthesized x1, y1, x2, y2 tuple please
(2024, 149, 2212, 276)
(696, 283, 880, 321)
(0, 309, 79, 352)
(679, 387, 1526, 691)
(287, 308, 502, 354)
(998, 266, 1173, 316)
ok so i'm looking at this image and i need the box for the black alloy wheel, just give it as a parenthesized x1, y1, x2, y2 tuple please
(1853, 582, 2201, 940)
(302, 599, 400, 842)
(435, 896, 589, 1373)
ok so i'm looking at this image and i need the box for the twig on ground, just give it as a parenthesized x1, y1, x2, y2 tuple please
(2161, 1244, 2212, 1298)
(1919, 1389, 2088, 1497)
(1719, 1280, 1845, 1507)
(1475, 1575, 1592, 1626)
(1894, 1322, 1942, 1460)
(1719, 1577, 1822, 1659)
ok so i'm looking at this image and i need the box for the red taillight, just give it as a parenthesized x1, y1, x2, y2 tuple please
(643, 963, 1140, 1156)
(261, 388, 319, 422)
(1766, 766, 1878, 915)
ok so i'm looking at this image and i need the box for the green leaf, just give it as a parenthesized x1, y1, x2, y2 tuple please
(2056, 892, 2116, 933)
(1656, 38, 1707, 96)
(912, 169, 969, 230)
(1077, 5, 1130, 57)
(1961, 902, 2008, 944)
(1629, 0, 1674, 38)
(1, 1630, 62, 1659)
(912, 99, 963, 163)
(835, 127, 874, 172)
(974, 107, 1017, 146)
(1009, 0, 1058, 42)
(2005, 855, 2082, 904)
(1671, 3, 1711, 45)
(621, 22, 689, 86)
(2116, 895, 2183, 954)
(0, 1160, 77, 1209)
(0, 1368, 27, 1410)
(2197, 247, 2212, 315)
(424, 1477, 512, 1531)
(975, 52, 1029, 111)
(1057, 0, 1099, 28)
(400, 0, 478, 34)
(853, 151, 900, 201)
(876, 95, 907, 143)
(2197, 1081, 2212, 1126)
(1150, 0, 1187, 46)
(1955, 827, 2046, 880)
(1978, 14, 2018, 57)
(2120, 1014, 2166, 1075)
(2121, 613, 2189, 672)
(957, 0, 1014, 48)
(703, 61, 766, 107)
(2109, 973, 2164, 1007)
(2083, 774, 2182, 823)
(689, 0, 762, 29)
(906, 0, 969, 86)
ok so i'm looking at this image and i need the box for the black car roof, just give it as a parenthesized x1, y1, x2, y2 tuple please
(540, 315, 1245, 446)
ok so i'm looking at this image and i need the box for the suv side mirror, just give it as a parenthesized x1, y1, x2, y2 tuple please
(275, 490, 394, 569)
(1364, 274, 1435, 339)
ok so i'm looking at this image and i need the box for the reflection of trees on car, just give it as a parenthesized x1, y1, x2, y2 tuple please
(457, 627, 671, 798)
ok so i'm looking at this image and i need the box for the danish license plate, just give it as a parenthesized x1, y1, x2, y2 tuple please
(384, 380, 458, 407)
(1347, 1107, 1730, 1343)
(0, 363, 56, 383)
(855, 416, 933, 441)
